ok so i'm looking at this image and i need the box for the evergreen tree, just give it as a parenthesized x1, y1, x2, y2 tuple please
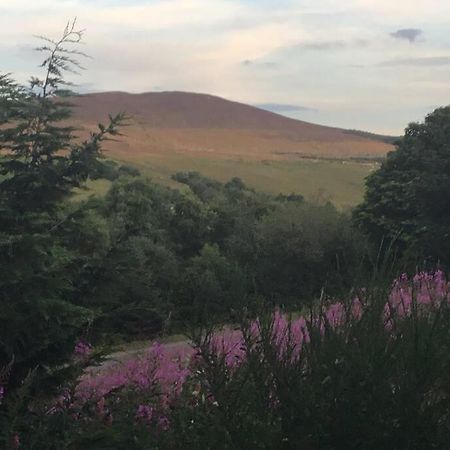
(0, 20, 123, 389)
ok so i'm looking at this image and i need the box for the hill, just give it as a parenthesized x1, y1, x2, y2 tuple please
(70, 91, 393, 207)
(71, 91, 392, 161)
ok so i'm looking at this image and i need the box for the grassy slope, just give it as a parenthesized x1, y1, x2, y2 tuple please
(69, 92, 390, 207)
(76, 154, 376, 208)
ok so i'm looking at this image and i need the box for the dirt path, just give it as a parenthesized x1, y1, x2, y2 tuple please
(91, 339, 193, 374)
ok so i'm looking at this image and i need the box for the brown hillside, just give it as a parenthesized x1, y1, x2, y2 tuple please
(70, 91, 392, 161)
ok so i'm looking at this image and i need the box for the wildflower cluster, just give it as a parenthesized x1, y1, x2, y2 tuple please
(12, 271, 448, 449)
(71, 271, 450, 412)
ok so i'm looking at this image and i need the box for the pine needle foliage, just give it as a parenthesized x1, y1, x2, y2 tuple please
(0, 20, 123, 389)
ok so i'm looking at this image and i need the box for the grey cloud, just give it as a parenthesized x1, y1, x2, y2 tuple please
(242, 60, 277, 69)
(277, 39, 368, 55)
(300, 41, 347, 50)
(257, 39, 368, 69)
(256, 103, 318, 113)
(302, 39, 368, 50)
(380, 56, 450, 67)
(390, 28, 423, 43)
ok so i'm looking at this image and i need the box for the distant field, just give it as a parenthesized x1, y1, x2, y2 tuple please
(75, 154, 377, 208)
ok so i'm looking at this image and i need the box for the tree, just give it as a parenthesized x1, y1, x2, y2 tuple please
(354, 107, 450, 266)
(72, 175, 215, 339)
(253, 202, 363, 305)
(0, 20, 123, 388)
(177, 244, 250, 324)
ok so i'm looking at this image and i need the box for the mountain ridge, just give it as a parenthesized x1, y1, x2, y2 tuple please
(73, 90, 390, 135)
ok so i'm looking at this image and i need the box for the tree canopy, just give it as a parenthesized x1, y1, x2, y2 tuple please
(354, 107, 450, 266)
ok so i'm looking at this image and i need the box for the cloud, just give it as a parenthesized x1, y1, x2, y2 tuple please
(390, 28, 423, 43)
(256, 103, 318, 113)
(300, 41, 347, 50)
(242, 60, 277, 68)
(274, 38, 369, 56)
(380, 56, 450, 67)
(3, 0, 450, 135)
(351, 0, 450, 20)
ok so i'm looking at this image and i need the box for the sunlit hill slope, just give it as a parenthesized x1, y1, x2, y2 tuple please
(71, 91, 393, 207)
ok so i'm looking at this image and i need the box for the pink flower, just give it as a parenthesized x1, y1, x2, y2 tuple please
(11, 434, 20, 449)
(96, 397, 106, 417)
(72, 270, 448, 423)
(351, 298, 363, 320)
(74, 340, 92, 358)
(325, 302, 346, 329)
(136, 404, 154, 422)
(157, 415, 170, 431)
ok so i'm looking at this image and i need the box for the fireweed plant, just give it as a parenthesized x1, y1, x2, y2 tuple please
(4, 271, 449, 449)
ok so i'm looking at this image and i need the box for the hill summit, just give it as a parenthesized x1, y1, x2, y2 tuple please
(71, 91, 392, 161)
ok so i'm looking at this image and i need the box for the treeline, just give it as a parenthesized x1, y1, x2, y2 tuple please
(68, 170, 366, 340)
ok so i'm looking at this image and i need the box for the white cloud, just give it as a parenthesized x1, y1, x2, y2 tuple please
(1, 0, 450, 133)
(351, 0, 450, 19)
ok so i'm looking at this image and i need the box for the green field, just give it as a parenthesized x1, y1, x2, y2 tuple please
(75, 154, 377, 208)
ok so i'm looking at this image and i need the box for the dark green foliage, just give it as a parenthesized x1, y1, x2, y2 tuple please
(176, 244, 251, 324)
(59, 170, 363, 336)
(171, 171, 366, 313)
(118, 163, 141, 177)
(344, 128, 399, 145)
(173, 171, 272, 249)
(173, 171, 223, 203)
(354, 107, 450, 266)
(252, 202, 365, 304)
(0, 21, 123, 388)
(275, 192, 305, 203)
(86, 234, 177, 339)
(103, 175, 211, 257)
(92, 159, 120, 181)
(74, 175, 214, 339)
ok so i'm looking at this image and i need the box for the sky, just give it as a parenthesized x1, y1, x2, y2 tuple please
(1, 0, 450, 134)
